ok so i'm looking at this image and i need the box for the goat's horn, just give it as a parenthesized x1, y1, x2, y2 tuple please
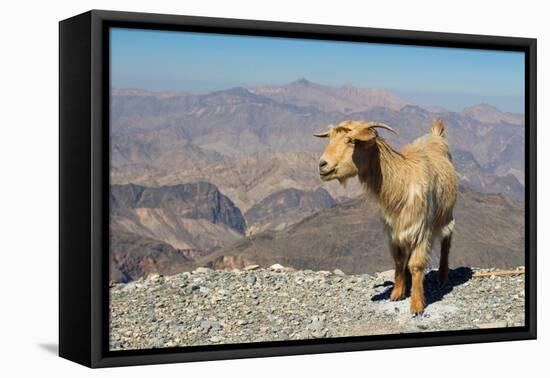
(313, 124, 334, 138)
(313, 131, 330, 138)
(364, 121, 398, 135)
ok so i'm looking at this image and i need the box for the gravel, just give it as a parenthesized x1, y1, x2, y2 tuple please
(109, 266, 525, 350)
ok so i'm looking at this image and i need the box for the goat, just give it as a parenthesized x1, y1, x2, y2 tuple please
(314, 119, 457, 314)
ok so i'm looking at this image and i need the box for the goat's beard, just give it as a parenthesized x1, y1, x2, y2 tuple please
(337, 177, 349, 187)
(335, 170, 360, 188)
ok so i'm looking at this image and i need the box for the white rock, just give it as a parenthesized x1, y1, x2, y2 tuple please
(376, 269, 395, 281)
(477, 321, 508, 329)
(270, 264, 285, 271)
(194, 267, 212, 274)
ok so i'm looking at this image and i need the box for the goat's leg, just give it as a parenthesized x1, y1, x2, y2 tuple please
(408, 240, 428, 315)
(439, 233, 452, 285)
(389, 242, 406, 301)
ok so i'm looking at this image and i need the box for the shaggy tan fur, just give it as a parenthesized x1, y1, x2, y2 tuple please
(315, 119, 457, 314)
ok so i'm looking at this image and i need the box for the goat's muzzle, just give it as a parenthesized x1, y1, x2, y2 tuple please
(319, 162, 336, 180)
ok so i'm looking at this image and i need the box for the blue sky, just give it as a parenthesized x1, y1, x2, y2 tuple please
(110, 28, 525, 112)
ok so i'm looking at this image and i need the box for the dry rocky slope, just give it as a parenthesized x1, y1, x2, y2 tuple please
(244, 187, 336, 234)
(109, 182, 524, 282)
(109, 265, 525, 350)
(110, 182, 246, 282)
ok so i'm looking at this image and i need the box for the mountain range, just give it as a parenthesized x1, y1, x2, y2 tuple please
(111, 79, 525, 200)
(109, 79, 525, 282)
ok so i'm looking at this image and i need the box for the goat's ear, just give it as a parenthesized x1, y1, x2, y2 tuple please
(313, 131, 330, 138)
(347, 128, 376, 142)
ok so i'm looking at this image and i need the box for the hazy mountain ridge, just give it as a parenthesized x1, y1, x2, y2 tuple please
(111, 80, 525, 201)
(461, 103, 524, 126)
(249, 78, 410, 113)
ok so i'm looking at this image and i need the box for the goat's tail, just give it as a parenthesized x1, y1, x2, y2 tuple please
(430, 118, 446, 137)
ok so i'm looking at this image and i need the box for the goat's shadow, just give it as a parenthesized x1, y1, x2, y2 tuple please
(371, 267, 473, 307)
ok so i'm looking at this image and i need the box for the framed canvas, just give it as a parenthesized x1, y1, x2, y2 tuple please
(59, 9, 537, 368)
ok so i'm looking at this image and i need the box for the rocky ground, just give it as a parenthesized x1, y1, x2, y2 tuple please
(109, 265, 525, 350)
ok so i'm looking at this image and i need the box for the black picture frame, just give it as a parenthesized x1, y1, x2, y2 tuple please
(59, 9, 537, 368)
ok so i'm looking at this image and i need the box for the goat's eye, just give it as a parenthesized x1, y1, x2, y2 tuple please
(346, 137, 355, 145)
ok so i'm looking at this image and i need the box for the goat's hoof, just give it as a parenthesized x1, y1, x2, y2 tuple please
(410, 302, 425, 315)
(390, 289, 405, 301)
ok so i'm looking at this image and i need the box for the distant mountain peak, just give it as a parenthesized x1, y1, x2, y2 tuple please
(249, 80, 409, 113)
(463, 103, 500, 113)
(202, 86, 270, 104)
(399, 104, 430, 114)
(218, 86, 254, 96)
(289, 78, 316, 86)
(462, 103, 523, 125)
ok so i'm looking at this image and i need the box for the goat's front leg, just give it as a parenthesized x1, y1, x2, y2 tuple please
(408, 240, 429, 315)
(389, 241, 406, 301)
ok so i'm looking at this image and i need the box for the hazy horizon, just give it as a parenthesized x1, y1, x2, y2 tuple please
(111, 28, 525, 113)
(111, 78, 524, 114)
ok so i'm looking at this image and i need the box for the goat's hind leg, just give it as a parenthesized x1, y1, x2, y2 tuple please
(438, 219, 454, 285)
(389, 241, 407, 301)
(439, 234, 452, 285)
